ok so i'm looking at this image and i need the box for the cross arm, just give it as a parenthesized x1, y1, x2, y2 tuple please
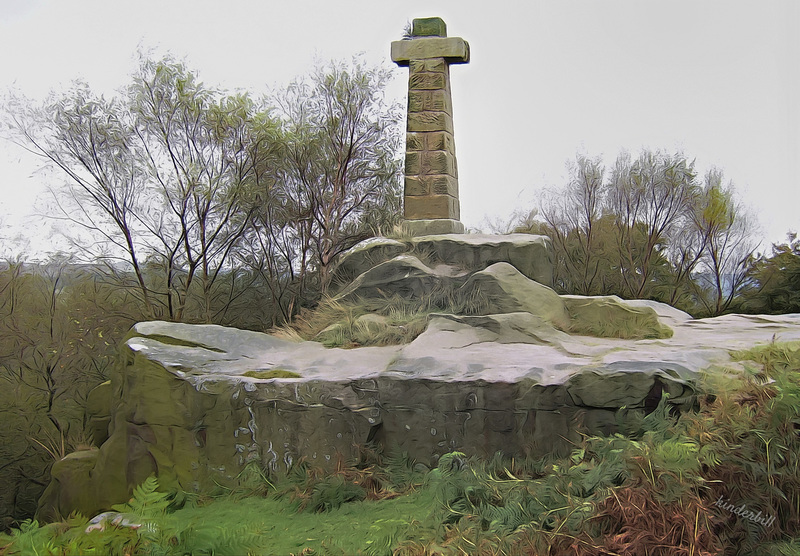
(391, 37, 470, 66)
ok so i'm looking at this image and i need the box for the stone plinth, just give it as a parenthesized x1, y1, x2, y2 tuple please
(392, 17, 469, 235)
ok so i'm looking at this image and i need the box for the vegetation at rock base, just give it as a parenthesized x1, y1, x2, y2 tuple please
(562, 296, 673, 340)
(284, 279, 491, 348)
(2, 341, 799, 555)
(286, 295, 435, 348)
(0, 261, 138, 530)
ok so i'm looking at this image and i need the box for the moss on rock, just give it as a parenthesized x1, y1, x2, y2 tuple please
(563, 295, 673, 339)
(242, 369, 301, 379)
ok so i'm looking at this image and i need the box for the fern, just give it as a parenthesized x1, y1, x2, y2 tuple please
(383, 448, 425, 490)
(435, 451, 468, 474)
(308, 476, 367, 512)
(7, 519, 57, 556)
(160, 522, 263, 556)
(112, 474, 171, 518)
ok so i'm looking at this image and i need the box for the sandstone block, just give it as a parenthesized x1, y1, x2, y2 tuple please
(408, 111, 453, 133)
(405, 152, 421, 175)
(405, 133, 425, 151)
(404, 176, 429, 196)
(426, 131, 455, 152)
(420, 150, 456, 176)
(409, 72, 446, 90)
(391, 37, 470, 65)
(401, 218, 465, 235)
(408, 90, 452, 113)
(423, 58, 448, 72)
(409, 58, 448, 74)
(431, 175, 459, 196)
(404, 194, 459, 220)
(404, 174, 458, 198)
(412, 17, 447, 37)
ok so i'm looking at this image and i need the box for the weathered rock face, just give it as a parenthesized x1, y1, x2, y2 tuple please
(463, 262, 569, 328)
(35, 234, 800, 521)
(37, 306, 800, 521)
(329, 238, 408, 286)
(330, 233, 554, 293)
(412, 234, 553, 286)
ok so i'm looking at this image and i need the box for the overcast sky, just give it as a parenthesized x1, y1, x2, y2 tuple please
(1, 0, 798, 257)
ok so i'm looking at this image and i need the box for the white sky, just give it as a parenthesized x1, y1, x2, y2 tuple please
(1, 0, 798, 258)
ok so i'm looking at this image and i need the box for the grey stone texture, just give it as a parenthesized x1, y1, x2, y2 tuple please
(412, 233, 554, 286)
(329, 233, 553, 293)
(401, 218, 465, 236)
(392, 18, 469, 229)
(36, 231, 800, 521)
(37, 304, 800, 521)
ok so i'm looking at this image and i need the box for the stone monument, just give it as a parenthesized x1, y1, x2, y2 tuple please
(33, 17, 800, 527)
(392, 17, 469, 236)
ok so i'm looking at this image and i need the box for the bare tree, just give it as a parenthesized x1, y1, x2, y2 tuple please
(130, 58, 282, 321)
(6, 87, 157, 316)
(540, 154, 605, 294)
(274, 58, 403, 294)
(6, 56, 283, 323)
(607, 150, 696, 298)
(692, 169, 758, 315)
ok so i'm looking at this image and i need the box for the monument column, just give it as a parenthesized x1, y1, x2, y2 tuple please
(391, 17, 469, 236)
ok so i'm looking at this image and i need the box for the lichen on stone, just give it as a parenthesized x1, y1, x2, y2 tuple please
(242, 369, 301, 379)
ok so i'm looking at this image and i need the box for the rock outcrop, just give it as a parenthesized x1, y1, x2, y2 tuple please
(330, 233, 553, 293)
(36, 234, 800, 521)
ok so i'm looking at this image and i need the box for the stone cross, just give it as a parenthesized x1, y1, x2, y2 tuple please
(392, 17, 469, 235)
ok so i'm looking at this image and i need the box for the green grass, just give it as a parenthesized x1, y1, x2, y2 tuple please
(4, 341, 800, 555)
(0, 477, 435, 556)
(160, 490, 435, 555)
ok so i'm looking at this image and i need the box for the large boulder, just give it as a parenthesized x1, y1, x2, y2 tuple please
(33, 232, 800, 521)
(412, 233, 553, 286)
(36, 450, 99, 522)
(562, 295, 675, 339)
(334, 255, 462, 302)
(460, 262, 570, 328)
(36, 310, 800, 520)
(86, 381, 112, 447)
(330, 233, 553, 293)
(330, 238, 408, 289)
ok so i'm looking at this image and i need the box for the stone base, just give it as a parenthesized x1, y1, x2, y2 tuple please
(35, 310, 800, 520)
(33, 231, 800, 522)
(402, 218, 465, 236)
